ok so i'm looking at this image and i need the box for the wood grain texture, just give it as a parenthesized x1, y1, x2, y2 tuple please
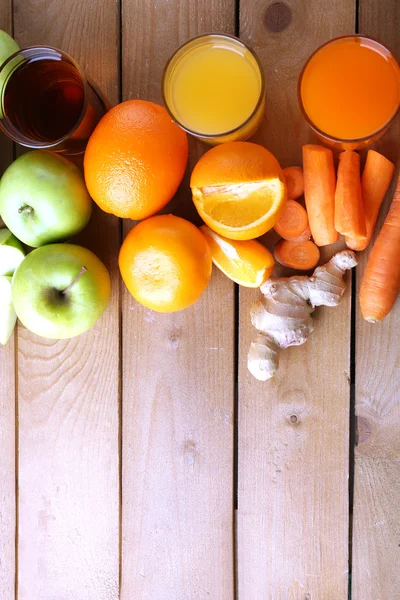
(13, 1, 120, 598)
(353, 3, 400, 598)
(237, 1, 355, 598)
(0, 6, 15, 599)
(121, 2, 235, 598)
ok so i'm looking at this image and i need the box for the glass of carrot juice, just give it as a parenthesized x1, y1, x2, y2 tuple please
(298, 35, 400, 150)
(162, 33, 265, 144)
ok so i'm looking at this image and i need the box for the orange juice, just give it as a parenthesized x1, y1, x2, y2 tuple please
(299, 36, 400, 148)
(163, 34, 265, 143)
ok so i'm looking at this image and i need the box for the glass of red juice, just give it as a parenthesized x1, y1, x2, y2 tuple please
(0, 46, 108, 154)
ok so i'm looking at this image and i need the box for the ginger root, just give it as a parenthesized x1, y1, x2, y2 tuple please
(248, 250, 357, 381)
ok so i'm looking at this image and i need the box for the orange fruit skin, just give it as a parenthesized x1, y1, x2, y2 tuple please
(84, 100, 188, 220)
(119, 214, 212, 312)
(190, 141, 283, 188)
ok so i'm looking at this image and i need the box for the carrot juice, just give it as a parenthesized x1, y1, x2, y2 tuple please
(299, 36, 400, 148)
(162, 34, 265, 143)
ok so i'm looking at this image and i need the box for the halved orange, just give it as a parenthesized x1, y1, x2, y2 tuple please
(191, 142, 287, 240)
(200, 225, 274, 287)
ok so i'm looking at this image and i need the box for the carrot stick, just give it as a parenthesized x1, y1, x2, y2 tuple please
(274, 239, 320, 270)
(274, 199, 310, 241)
(360, 171, 400, 322)
(283, 166, 304, 199)
(334, 151, 366, 239)
(302, 145, 339, 246)
(346, 150, 395, 251)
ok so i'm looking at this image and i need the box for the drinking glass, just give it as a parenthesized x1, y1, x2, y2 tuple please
(0, 46, 108, 154)
(298, 35, 400, 150)
(162, 33, 265, 144)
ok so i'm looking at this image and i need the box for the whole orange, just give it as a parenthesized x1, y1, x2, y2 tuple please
(119, 214, 212, 312)
(84, 100, 188, 219)
(190, 141, 286, 240)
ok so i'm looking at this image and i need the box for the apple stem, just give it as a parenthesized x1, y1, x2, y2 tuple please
(61, 266, 87, 295)
(18, 205, 33, 215)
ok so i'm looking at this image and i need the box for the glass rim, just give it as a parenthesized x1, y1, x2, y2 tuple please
(162, 32, 265, 139)
(298, 34, 400, 145)
(0, 45, 89, 149)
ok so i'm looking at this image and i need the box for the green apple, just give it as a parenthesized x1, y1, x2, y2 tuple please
(0, 151, 92, 247)
(0, 275, 17, 345)
(0, 30, 19, 67)
(0, 30, 20, 118)
(0, 227, 25, 275)
(12, 243, 110, 339)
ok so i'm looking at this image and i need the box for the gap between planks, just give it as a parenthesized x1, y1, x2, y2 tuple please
(348, 7, 361, 598)
(349, 268, 357, 599)
(118, 0, 123, 595)
(12, 3, 18, 591)
(233, 4, 240, 600)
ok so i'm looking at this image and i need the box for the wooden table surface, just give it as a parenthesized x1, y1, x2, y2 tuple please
(1, 0, 399, 599)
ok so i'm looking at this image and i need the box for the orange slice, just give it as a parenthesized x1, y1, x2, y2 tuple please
(200, 225, 274, 287)
(191, 142, 287, 240)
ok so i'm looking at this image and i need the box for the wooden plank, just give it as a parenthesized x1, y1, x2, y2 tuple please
(120, 2, 235, 598)
(353, 3, 400, 598)
(237, 2, 355, 598)
(0, 5, 16, 598)
(13, 2, 120, 598)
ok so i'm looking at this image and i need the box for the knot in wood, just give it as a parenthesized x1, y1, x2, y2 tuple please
(264, 2, 292, 32)
(167, 327, 182, 349)
(356, 416, 374, 445)
(183, 440, 197, 466)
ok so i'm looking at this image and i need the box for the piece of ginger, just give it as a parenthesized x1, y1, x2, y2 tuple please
(248, 250, 357, 381)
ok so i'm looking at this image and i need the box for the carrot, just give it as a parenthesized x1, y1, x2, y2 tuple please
(274, 199, 311, 241)
(302, 145, 339, 246)
(346, 150, 395, 251)
(283, 166, 304, 199)
(360, 171, 400, 322)
(274, 239, 320, 270)
(291, 224, 311, 243)
(334, 150, 366, 239)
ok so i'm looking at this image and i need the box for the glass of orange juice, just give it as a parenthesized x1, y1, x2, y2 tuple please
(299, 35, 400, 150)
(162, 33, 265, 144)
